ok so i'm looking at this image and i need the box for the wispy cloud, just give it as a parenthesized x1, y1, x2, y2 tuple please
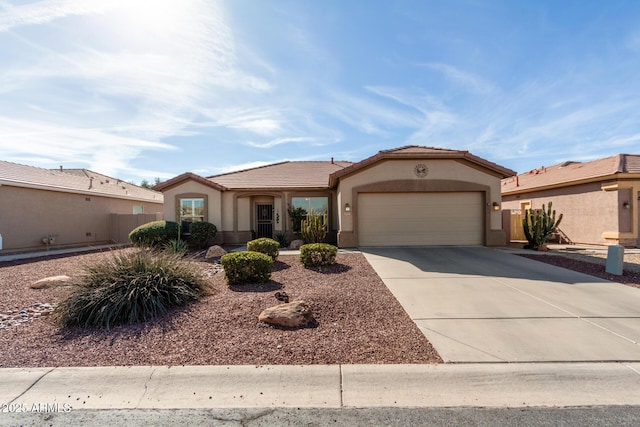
(420, 63, 496, 94)
(246, 136, 317, 149)
(0, 0, 275, 181)
(0, 0, 114, 31)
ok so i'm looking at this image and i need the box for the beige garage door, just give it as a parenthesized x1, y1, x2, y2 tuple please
(358, 192, 484, 246)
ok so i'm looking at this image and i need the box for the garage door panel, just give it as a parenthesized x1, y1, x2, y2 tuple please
(358, 192, 483, 246)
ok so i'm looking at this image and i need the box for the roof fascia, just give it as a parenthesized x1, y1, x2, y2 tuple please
(154, 173, 227, 192)
(0, 179, 163, 203)
(329, 150, 515, 186)
(501, 173, 628, 196)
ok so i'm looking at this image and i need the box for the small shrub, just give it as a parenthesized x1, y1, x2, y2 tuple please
(273, 231, 289, 248)
(220, 251, 273, 285)
(129, 220, 180, 247)
(189, 221, 218, 249)
(300, 243, 337, 267)
(247, 237, 280, 260)
(56, 250, 208, 329)
(163, 238, 188, 255)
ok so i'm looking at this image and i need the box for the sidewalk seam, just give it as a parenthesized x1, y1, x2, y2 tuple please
(339, 364, 344, 408)
(135, 366, 157, 408)
(8, 368, 56, 404)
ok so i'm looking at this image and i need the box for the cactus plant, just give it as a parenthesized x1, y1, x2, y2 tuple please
(522, 202, 563, 250)
(301, 210, 327, 244)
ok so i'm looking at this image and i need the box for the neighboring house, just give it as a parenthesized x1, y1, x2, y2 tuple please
(155, 146, 515, 247)
(0, 161, 164, 252)
(501, 154, 640, 247)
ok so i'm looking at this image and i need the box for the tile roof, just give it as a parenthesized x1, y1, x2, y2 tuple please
(153, 172, 227, 192)
(501, 154, 640, 194)
(208, 161, 353, 190)
(0, 160, 163, 203)
(329, 145, 516, 185)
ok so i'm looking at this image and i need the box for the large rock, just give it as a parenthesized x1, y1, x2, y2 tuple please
(205, 245, 227, 259)
(289, 239, 304, 250)
(30, 275, 71, 289)
(258, 300, 314, 328)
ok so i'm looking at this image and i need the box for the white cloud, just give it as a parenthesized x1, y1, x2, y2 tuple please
(0, 116, 176, 176)
(421, 63, 496, 94)
(0, 0, 276, 181)
(246, 136, 316, 149)
(0, 0, 115, 31)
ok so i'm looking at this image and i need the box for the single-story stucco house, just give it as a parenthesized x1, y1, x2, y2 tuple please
(0, 161, 164, 252)
(501, 154, 640, 247)
(154, 146, 516, 247)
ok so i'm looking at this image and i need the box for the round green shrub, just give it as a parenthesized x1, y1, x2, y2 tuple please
(57, 250, 208, 329)
(300, 243, 337, 267)
(188, 221, 218, 249)
(129, 220, 180, 247)
(247, 237, 280, 260)
(220, 251, 273, 285)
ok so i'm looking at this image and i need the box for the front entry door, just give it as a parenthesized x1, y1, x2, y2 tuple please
(256, 203, 273, 238)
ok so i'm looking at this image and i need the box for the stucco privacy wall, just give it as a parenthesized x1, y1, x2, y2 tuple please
(336, 159, 505, 247)
(502, 181, 634, 246)
(0, 186, 162, 251)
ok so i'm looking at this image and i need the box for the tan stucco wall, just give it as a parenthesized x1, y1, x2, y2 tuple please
(336, 159, 504, 247)
(162, 181, 222, 228)
(0, 185, 163, 251)
(502, 180, 639, 246)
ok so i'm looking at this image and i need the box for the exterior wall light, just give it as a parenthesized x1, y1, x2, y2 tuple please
(344, 203, 351, 212)
(623, 201, 630, 209)
(492, 202, 500, 211)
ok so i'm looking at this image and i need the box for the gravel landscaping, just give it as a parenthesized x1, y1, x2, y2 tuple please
(518, 249, 640, 289)
(0, 249, 441, 368)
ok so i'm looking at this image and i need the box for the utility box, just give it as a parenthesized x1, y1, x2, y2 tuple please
(605, 245, 624, 275)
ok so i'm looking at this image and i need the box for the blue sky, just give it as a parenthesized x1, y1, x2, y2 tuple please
(1, 0, 640, 184)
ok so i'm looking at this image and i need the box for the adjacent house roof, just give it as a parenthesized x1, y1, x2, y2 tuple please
(329, 145, 516, 186)
(0, 160, 163, 203)
(501, 154, 640, 195)
(208, 160, 353, 190)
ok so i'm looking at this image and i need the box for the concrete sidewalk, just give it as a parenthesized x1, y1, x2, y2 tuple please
(2, 363, 640, 411)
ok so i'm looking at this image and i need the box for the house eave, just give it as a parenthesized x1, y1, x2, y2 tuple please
(0, 179, 164, 203)
(330, 149, 515, 187)
(500, 173, 640, 196)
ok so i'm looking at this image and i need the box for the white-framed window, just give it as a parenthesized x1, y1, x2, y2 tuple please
(133, 205, 144, 215)
(180, 198, 205, 223)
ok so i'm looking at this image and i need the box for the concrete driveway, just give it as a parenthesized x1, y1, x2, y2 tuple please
(362, 247, 640, 362)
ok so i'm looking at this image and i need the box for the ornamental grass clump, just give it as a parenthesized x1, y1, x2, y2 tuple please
(57, 250, 208, 329)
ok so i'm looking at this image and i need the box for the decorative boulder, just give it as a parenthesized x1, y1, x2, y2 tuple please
(258, 300, 314, 328)
(205, 245, 227, 259)
(289, 239, 304, 250)
(30, 275, 71, 289)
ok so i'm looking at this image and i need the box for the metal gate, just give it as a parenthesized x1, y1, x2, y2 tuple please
(256, 203, 273, 238)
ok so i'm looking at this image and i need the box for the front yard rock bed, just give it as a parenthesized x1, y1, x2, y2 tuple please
(0, 249, 441, 367)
